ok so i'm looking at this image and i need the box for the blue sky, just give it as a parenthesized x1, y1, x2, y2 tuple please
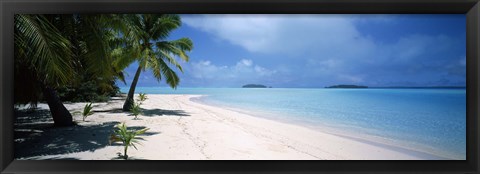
(118, 14, 466, 88)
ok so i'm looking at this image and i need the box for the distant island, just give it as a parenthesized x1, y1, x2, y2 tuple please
(325, 85, 368, 88)
(242, 84, 271, 88)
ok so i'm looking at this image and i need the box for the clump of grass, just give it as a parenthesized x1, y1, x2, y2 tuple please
(130, 103, 142, 120)
(109, 123, 149, 160)
(138, 93, 147, 103)
(82, 103, 94, 121)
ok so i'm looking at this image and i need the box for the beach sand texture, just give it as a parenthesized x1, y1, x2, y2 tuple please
(14, 94, 439, 160)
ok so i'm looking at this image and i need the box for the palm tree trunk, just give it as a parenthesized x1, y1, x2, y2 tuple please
(124, 146, 129, 159)
(41, 84, 74, 127)
(123, 65, 143, 111)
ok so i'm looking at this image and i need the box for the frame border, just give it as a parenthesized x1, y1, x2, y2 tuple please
(1, 0, 479, 173)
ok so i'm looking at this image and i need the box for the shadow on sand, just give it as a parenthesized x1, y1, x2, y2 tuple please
(141, 108, 190, 117)
(25, 157, 81, 160)
(111, 153, 148, 160)
(14, 109, 159, 159)
(93, 108, 124, 113)
(93, 107, 191, 117)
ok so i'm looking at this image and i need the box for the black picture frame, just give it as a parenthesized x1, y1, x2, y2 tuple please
(1, 0, 479, 173)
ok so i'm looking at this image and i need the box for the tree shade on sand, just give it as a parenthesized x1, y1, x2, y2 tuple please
(14, 14, 126, 126)
(13, 14, 192, 126)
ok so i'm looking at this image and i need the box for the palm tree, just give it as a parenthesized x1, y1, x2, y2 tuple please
(110, 123, 149, 159)
(121, 14, 193, 111)
(15, 14, 75, 126)
(14, 14, 122, 126)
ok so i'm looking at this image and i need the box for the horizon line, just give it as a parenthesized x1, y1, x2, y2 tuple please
(119, 86, 467, 89)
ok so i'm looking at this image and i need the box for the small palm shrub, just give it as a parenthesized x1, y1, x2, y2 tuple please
(109, 123, 149, 160)
(138, 93, 147, 103)
(130, 103, 142, 120)
(82, 103, 94, 121)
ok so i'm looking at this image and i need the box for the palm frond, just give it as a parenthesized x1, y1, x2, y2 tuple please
(81, 16, 116, 83)
(156, 50, 183, 72)
(147, 57, 162, 82)
(15, 14, 74, 86)
(116, 71, 127, 85)
(155, 37, 193, 62)
(150, 14, 182, 40)
(157, 57, 180, 88)
(138, 93, 147, 102)
(110, 123, 149, 159)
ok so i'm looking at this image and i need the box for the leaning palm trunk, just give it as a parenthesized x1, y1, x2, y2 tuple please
(41, 84, 74, 126)
(120, 15, 193, 111)
(15, 14, 121, 127)
(123, 65, 143, 111)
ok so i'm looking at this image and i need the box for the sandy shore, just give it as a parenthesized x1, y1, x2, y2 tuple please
(14, 94, 443, 160)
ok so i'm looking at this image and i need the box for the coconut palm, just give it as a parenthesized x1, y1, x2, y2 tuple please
(14, 14, 124, 126)
(138, 93, 147, 103)
(130, 102, 142, 120)
(15, 14, 75, 126)
(110, 122, 149, 159)
(82, 103, 94, 121)
(121, 14, 193, 111)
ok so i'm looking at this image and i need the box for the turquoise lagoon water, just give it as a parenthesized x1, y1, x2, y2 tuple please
(120, 87, 466, 159)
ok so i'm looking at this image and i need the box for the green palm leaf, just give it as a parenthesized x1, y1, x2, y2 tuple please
(150, 14, 181, 40)
(122, 14, 193, 111)
(157, 57, 180, 88)
(110, 123, 149, 159)
(15, 14, 73, 86)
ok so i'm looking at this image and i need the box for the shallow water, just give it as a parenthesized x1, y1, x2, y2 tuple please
(122, 87, 466, 160)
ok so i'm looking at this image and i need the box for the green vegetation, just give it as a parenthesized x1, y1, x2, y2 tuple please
(72, 103, 94, 121)
(130, 93, 147, 119)
(130, 103, 142, 120)
(14, 14, 127, 126)
(325, 85, 368, 88)
(81, 103, 94, 121)
(110, 123, 149, 160)
(57, 80, 120, 103)
(121, 14, 193, 111)
(14, 14, 192, 127)
(242, 84, 268, 88)
(138, 93, 148, 103)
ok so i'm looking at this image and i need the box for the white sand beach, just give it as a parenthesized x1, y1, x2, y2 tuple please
(14, 94, 442, 160)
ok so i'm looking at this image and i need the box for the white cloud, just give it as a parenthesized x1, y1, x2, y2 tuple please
(185, 59, 277, 87)
(254, 65, 276, 76)
(238, 59, 252, 67)
(183, 15, 459, 65)
(183, 14, 376, 57)
(338, 74, 365, 83)
(189, 60, 228, 80)
(307, 58, 343, 70)
(181, 15, 465, 87)
(183, 15, 279, 53)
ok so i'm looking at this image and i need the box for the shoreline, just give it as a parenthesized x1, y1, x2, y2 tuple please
(15, 94, 451, 160)
(190, 95, 450, 160)
(191, 95, 454, 159)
